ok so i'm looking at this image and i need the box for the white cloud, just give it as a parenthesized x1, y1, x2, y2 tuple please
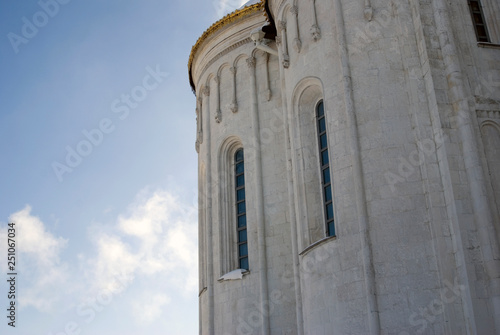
(0, 206, 70, 311)
(84, 188, 198, 323)
(213, 0, 250, 18)
(1, 188, 198, 326)
(133, 293, 171, 325)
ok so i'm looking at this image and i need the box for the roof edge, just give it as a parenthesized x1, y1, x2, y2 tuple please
(188, 1, 266, 93)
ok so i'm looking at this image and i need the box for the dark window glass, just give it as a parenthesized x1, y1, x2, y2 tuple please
(239, 230, 247, 243)
(235, 149, 244, 162)
(468, 0, 490, 42)
(325, 185, 332, 202)
(316, 101, 336, 237)
(321, 150, 329, 166)
(317, 101, 324, 116)
(323, 167, 331, 184)
(237, 188, 245, 201)
(319, 118, 326, 133)
(238, 215, 247, 228)
(236, 175, 245, 187)
(236, 162, 244, 174)
(240, 257, 249, 270)
(328, 222, 336, 238)
(320, 134, 328, 149)
(237, 202, 246, 214)
(326, 203, 334, 220)
(239, 244, 248, 257)
(235, 148, 249, 269)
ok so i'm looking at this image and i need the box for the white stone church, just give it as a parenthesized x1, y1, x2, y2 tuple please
(188, 0, 500, 333)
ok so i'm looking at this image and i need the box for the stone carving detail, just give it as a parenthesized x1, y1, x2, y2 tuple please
(215, 110, 222, 123)
(202, 85, 210, 96)
(364, 0, 373, 21)
(229, 66, 238, 113)
(310, 24, 321, 41)
(275, 35, 282, 46)
(214, 75, 222, 123)
(264, 53, 272, 101)
(477, 110, 500, 119)
(246, 56, 256, 68)
(195, 94, 203, 152)
(290, 5, 302, 53)
(310, 0, 321, 41)
(278, 20, 290, 68)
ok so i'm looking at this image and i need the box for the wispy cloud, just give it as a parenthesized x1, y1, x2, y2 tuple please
(1, 188, 198, 325)
(0, 206, 70, 311)
(213, 0, 250, 18)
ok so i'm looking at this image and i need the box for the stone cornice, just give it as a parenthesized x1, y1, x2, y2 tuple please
(477, 110, 500, 119)
(188, 2, 266, 92)
(196, 38, 253, 89)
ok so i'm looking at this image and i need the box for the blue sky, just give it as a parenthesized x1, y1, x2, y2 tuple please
(0, 0, 250, 334)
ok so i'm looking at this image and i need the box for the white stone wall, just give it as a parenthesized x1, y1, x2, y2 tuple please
(192, 0, 500, 333)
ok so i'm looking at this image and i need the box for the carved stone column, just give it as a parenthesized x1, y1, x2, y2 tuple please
(246, 54, 270, 335)
(278, 20, 290, 68)
(264, 53, 272, 101)
(310, 0, 321, 41)
(290, 5, 302, 53)
(364, 0, 373, 21)
(195, 94, 203, 152)
(229, 67, 238, 113)
(214, 76, 222, 123)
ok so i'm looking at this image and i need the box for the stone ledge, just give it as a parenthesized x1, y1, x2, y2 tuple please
(477, 42, 500, 49)
(217, 269, 250, 282)
(299, 235, 337, 257)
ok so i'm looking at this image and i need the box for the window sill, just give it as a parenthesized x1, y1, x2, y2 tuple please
(217, 269, 250, 282)
(299, 235, 337, 257)
(477, 42, 500, 49)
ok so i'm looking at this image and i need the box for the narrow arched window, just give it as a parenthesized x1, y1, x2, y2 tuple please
(468, 0, 490, 42)
(316, 101, 336, 237)
(235, 149, 248, 269)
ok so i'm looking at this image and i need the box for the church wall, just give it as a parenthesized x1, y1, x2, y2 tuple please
(414, 0, 500, 332)
(268, 0, 498, 333)
(193, 11, 299, 334)
(192, 0, 500, 333)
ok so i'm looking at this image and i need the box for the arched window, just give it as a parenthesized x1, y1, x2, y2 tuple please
(316, 101, 335, 237)
(468, 0, 490, 42)
(235, 149, 248, 269)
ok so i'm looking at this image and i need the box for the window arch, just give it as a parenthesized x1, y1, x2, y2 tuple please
(217, 137, 250, 276)
(234, 149, 248, 270)
(316, 100, 335, 237)
(468, 0, 490, 42)
(291, 77, 341, 250)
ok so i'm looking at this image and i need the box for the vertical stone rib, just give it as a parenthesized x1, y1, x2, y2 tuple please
(230, 67, 238, 113)
(331, 0, 380, 333)
(310, 0, 321, 41)
(196, 95, 203, 152)
(276, 49, 305, 335)
(247, 55, 270, 335)
(214, 76, 222, 123)
(279, 20, 290, 68)
(264, 53, 272, 101)
(364, 0, 373, 21)
(290, 5, 302, 53)
(202, 84, 215, 335)
(432, 0, 500, 331)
